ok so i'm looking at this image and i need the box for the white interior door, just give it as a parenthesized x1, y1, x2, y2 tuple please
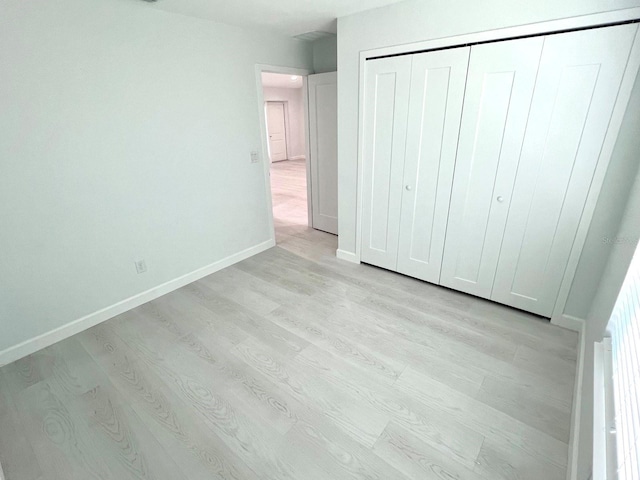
(396, 47, 470, 283)
(491, 24, 639, 317)
(361, 56, 412, 270)
(266, 102, 288, 162)
(309, 72, 338, 235)
(440, 37, 544, 298)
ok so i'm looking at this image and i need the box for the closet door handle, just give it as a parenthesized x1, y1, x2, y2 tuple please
(405, 185, 412, 191)
(496, 196, 504, 203)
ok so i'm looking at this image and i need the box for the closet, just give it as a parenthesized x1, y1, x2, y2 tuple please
(361, 48, 469, 282)
(361, 22, 639, 317)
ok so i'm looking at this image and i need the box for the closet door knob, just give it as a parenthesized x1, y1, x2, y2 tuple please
(405, 185, 412, 191)
(497, 196, 504, 203)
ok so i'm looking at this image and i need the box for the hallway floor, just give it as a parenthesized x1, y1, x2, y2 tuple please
(270, 159, 311, 242)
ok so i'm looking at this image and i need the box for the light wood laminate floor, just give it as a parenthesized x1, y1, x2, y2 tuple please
(270, 158, 312, 244)
(0, 159, 578, 480)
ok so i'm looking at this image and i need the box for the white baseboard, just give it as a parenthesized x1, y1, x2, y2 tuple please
(552, 313, 585, 333)
(336, 249, 359, 264)
(565, 316, 586, 480)
(289, 155, 306, 161)
(0, 239, 275, 367)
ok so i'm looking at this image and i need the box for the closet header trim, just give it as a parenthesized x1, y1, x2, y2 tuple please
(367, 18, 640, 61)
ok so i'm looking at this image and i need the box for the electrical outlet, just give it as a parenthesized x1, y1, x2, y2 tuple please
(250, 151, 260, 163)
(135, 259, 147, 274)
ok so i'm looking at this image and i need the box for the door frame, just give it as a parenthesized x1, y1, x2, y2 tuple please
(264, 100, 291, 162)
(351, 8, 640, 326)
(255, 64, 313, 241)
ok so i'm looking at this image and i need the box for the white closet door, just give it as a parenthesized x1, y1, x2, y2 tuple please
(440, 37, 544, 298)
(309, 72, 338, 235)
(396, 47, 470, 283)
(491, 24, 639, 317)
(361, 56, 412, 270)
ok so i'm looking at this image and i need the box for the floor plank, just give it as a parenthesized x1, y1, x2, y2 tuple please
(0, 371, 43, 480)
(77, 324, 261, 480)
(373, 422, 487, 480)
(396, 367, 569, 469)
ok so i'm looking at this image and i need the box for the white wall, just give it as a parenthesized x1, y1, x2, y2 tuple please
(312, 36, 338, 74)
(0, 0, 312, 355)
(262, 86, 306, 160)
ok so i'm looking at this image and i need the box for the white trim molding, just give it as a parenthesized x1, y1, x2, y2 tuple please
(336, 249, 360, 264)
(552, 313, 587, 333)
(593, 338, 617, 480)
(566, 316, 586, 480)
(0, 239, 275, 367)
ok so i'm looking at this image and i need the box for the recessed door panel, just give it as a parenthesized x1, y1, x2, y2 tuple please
(491, 24, 639, 316)
(361, 56, 412, 270)
(440, 37, 544, 298)
(396, 47, 470, 283)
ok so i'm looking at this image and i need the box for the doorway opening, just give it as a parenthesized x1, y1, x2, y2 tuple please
(260, 70, 312, 242)
(255, 65, 339, 257)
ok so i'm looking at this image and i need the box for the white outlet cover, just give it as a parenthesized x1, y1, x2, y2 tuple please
(250, 151, 260, 163)
(135, 259, 147, 274)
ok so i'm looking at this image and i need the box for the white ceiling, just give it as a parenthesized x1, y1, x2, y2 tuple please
(262, 72, 304, 89)
(147, 0, 407, 37)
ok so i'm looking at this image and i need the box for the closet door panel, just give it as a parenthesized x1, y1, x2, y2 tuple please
(396, 47, 470, 283)
(491, 24, 639, 316)
(361, 56, 412, 270)
(440, 38, 544, 298)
